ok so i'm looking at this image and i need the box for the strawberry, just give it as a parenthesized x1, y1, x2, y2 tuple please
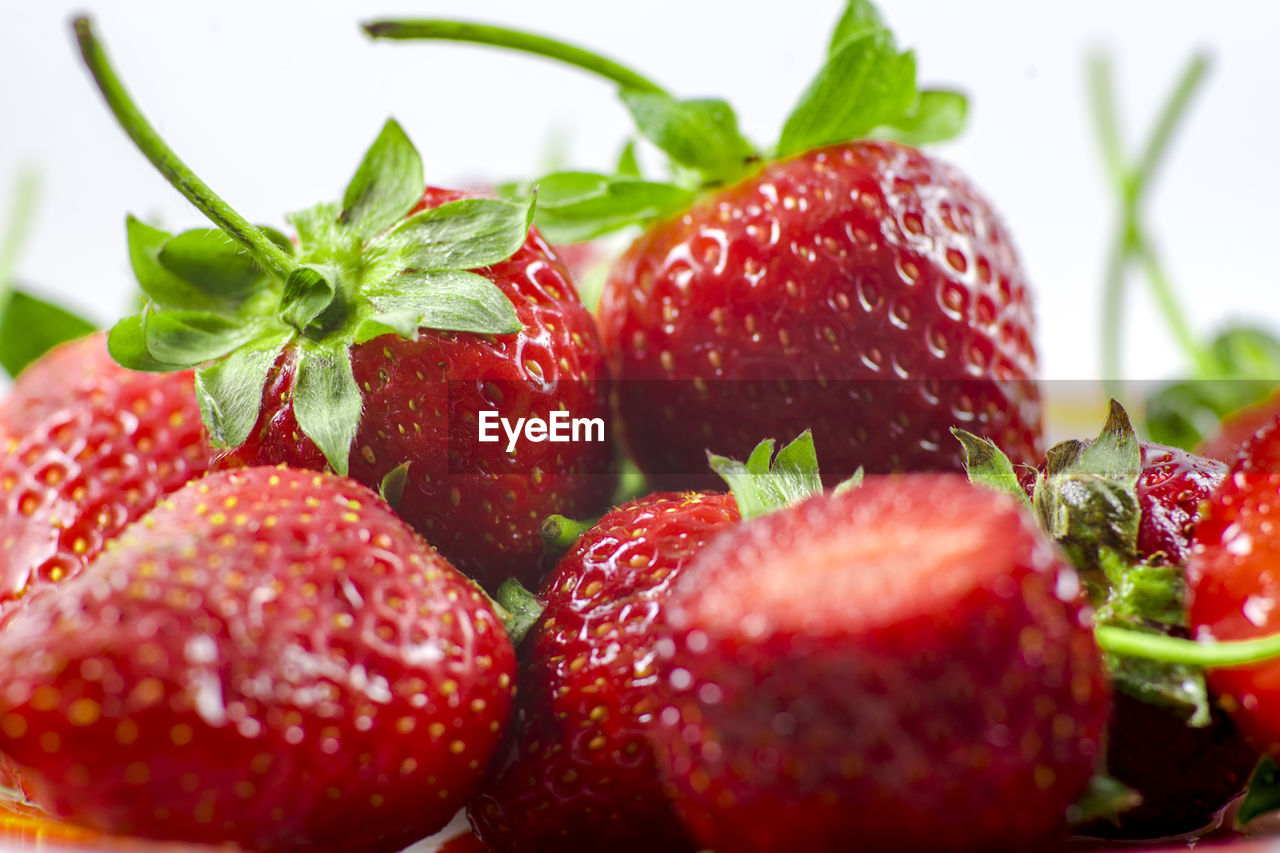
(958, 403, 1257, 838)
(0, 466, 517, 851)
(1197, 389, 1280, 464)
(649, 474, 1107, 852)
(1188, 414, 1280, 751)
(366, 1, 1044, 490)
(74, 19, 615, 591)
(0, 332, 212, 622)
(469, 491, 739, 851)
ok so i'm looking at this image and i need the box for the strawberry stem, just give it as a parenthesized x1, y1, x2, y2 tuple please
(1091, 51, 1215, 382)
(541, 513, 594, 555)
(1096, 624, 1280, 668)
(361, 19, 669, 95)
(495, 577, 544, 646)
(0, 169, 39, 304)
(73, 17, 298, 285)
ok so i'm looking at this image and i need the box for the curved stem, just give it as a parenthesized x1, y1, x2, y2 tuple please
(1087, 53, 1126, 194)
(73, 17, 296, 283)
(541, 513, 595, 553)
(362, 19, 669, 95)
(1130, 54, 1210, 202)
(1096, 624, 1280, 668)
(1100, 232, 1128, 388)
(495, 578, 545, 646)
(1131, 222, 1217, 375)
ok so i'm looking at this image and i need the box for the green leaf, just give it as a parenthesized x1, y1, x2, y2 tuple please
(777, 31, 917, 158)
(616, 140, 641, 177)
(1077, 399, 1142, 484)
(363, 269, 521, 338)
(709, 430, 824, 521)
(952, 428, 1032, 508)
(340, 118, 425, 240)
(386, 196, 534, 272)
(1095, 552, 1187, 628)
(193, 336, 288, 448)
(292, 345, 363, 477)
(1066, 772, 1143, 826)
(829, 0, 888, 52)
(0, 289, 96, 378)
(106, 315, 186, 372)
(1238, 757, 1280, 827)
(143, 310, 266, 367)
(158, 228, 266, 301)
(618, 90, 756, 184)
(279, 264, 339, 331)
(873, 89, 968, 145)
(127, 216, 228, 313)
(525, 171, 694, 243)
(832, 467, 864, 496)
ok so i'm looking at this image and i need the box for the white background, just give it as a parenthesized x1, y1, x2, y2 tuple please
(1, 0, 1276, 384)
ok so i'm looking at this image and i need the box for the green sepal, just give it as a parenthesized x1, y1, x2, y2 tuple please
(1066, 772, 1143, 827)
(710, 430, 824, 521)
(292, 344, 363, 477)
(1146, 326, 1280, 450)
(952, 428, 1032, 508)
(142, 310, 266, 367)
(340, 118, 425, 240)
(287, 202, 345, 251)
(495, 577, 546, 647)
(362, 269, 520, 339)
(158, 227, 267, 302)
(1105, 631, 1212, 727)
(193, 335, 288, 448)
(0, 289, 96, 378)
(385, 195, 535, 273)
(516, 171, 694, 244)
(616, 140, 641, 177)
(832, 467, 865, 496)
(777, 26, 917, 158)
(106, 315, 187, 372)
(1094, 549, 1187, 628)
(618, 90, 756, 185)
(279, 264, 339, 332)
(1237, 757, 1280, 828)
(872, 89, 968, 146)
(127, 216, 231, 313)
(378, 462, 410, 510)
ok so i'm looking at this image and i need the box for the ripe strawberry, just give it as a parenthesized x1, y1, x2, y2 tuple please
(1197, 389, 1280, 464)
(1189, 414, 1280, 751)
(74, 19, 614, 591)
(0, 466, 517, 851)
(651, 475, 1107, 852)
(0, 332, 211, 622)
(469, 491, 740, 851)
(366, 2, 1044, 490)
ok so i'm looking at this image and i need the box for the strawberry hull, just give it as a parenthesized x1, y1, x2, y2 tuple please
(652, 476, 1108, 852)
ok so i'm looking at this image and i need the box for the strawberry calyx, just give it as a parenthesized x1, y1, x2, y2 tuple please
(494, 577, 544, 647)
(363, 0, 966, 243)
(540, 513, 597, 557)
(709, 429, 862, 521)
(74, 17, 536, 476)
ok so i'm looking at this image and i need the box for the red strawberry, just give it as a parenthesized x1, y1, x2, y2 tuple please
(74, 20, 615, 591)
(365, 7, 1044, 491)
(469, 491, 740, 851)
(652, 475, 1107, 852)
(1189, 414, 1280, 750)
(0, 466, 517, 851)
(0, 332, 211, 621)
(1198, 389, 1280, 464)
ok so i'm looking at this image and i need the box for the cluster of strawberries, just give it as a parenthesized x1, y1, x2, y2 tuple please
(3, 4, 1280, 852)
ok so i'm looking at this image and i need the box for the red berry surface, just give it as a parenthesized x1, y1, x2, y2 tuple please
(1190, 414, 1280, 751)
(0, 467, 516, 852)
(0, 332, 212, 622)
(217, 188, 616, 590)
(652, 475, 1107, 852)
(1198, 390, 1280, 465)
(470, 491, 740, 851)
(1132, 443, 1227, 565)
(599, 141, 1043, 489)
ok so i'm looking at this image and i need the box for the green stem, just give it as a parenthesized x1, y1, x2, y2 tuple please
(1131, 222, 1217, 375)
(362, 19, 669, 95)
(541, 513, 595, 553)
(1100, 233, 1128, 387)
(1096, 624, 1280, 668)
(1087, 53, 1126, 195)
(1129, 54, 1210, 202)
(0, 169, 39, 306)
(495, 578, 544, 646)
(73, 17, 296, 283)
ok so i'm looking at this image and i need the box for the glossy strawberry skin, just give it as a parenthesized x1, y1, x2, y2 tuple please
(1197, 390, 1280, 464)
(0, 332, 212, 622)
(0, 467, 517, 852)
(217, 188, 617, 591)
(652, 475, 1107, 853)
(600, 141, 1043, 490)
(470, 492, 739, 852)
(1189, 415, 1280, 750)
